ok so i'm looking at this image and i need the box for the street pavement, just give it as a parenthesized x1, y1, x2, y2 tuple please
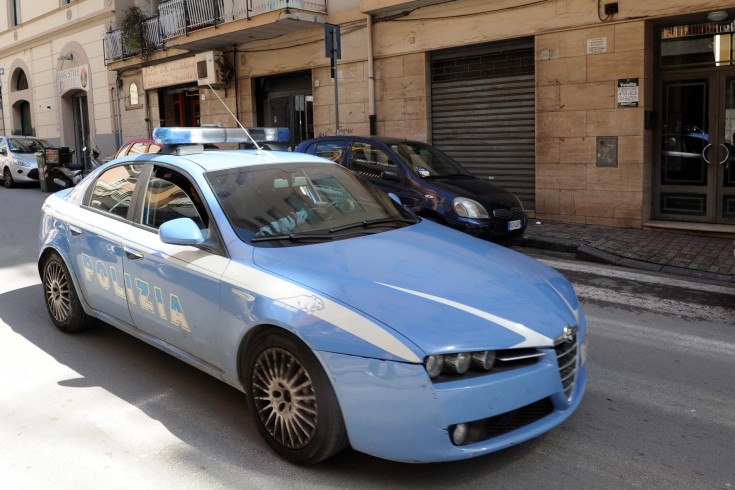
(518, 220, 735, 283)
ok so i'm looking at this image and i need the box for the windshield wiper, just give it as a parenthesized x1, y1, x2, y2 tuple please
(251, 233, 335, 243)
(329, 217, 417, 233)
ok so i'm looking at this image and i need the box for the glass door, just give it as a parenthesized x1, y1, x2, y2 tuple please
(655, 73, 735, 224)
(719, 77, 735, 222)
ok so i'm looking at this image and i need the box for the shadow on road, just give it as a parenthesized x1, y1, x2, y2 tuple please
(0, 283, 542, 485)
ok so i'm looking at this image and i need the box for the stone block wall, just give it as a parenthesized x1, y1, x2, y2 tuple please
(535, 21, 650, 228)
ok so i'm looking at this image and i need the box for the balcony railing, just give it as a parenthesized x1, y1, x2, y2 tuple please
(104, 0, 327, 64)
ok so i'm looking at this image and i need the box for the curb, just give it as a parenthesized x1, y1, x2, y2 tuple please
(520, 236, 735, 284)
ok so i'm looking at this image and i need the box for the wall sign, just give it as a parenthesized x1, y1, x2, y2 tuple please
(617, 78, 639, 107)
(586, 37, 608, 54)
(57, 64, 89, 94)
(142, 58, 197, 90)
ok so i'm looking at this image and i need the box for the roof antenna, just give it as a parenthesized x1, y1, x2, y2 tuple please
(205, 82, 263, 153)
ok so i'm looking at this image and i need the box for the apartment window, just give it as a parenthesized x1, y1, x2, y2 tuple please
(15, 70, 28, 91)
(129, 82, 139, 106)
(10, 0, 20, 26)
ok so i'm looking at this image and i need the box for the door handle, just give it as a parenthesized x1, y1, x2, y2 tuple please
(68, 225, 82, 236)
(124, 247, 143, 260)
(719, 143, 730, 167)
(702, 143, 712, 164)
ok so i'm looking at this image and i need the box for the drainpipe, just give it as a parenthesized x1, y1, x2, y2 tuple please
(367, 14, 376, 135)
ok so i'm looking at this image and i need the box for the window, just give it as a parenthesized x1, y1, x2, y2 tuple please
(348, 142, 399, 180)
(129, 82, 139, 106)
(11, 0, 20, 26)
(141, 168, 207, 230)
(313, 141, 347, 163)
(88, 165, 143, 218)
(15, 70, 28, 91)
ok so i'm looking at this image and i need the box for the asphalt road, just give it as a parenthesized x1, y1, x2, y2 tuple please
(1, 186, 734, 489)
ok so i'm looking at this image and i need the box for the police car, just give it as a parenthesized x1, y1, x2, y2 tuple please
(38, 127, 588, 464)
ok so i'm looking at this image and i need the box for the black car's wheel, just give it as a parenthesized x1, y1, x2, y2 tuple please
(42, 252, 93, 333)
(245, 330, 347, 465)
(3, 167, 15, 188)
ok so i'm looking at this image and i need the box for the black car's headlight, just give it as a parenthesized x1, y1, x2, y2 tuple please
(453, 197, 489, 218)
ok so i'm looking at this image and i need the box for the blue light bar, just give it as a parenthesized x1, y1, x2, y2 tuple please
(152, 127, 291, 145)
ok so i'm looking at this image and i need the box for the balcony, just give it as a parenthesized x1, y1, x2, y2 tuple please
(360, 0, 452, 15)
(104, 0, 327, 64)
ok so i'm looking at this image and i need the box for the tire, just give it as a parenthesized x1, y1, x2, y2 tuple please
(3, 167, 15, 188)
(42, 252, 93, 333)
(244, 330, 348, 465)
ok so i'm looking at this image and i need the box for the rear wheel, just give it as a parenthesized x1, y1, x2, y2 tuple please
(3, 167, 15, 188)
(244, 330, 347, 465)
(42, 252, 93, 333)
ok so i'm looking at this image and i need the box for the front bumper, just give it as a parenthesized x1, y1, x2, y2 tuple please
(448, 215, 527, 242)
(317, 347, 587, 463)
(10, 165, 40, 182)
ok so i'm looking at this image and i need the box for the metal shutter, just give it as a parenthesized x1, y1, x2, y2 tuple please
(431, 39, 536, 209)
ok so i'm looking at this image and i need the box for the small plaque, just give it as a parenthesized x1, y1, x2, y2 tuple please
(586, 37, 608, 54)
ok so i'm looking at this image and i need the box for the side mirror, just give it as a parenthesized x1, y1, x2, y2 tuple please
(159, 218, 204, 246)
(0, 148, 6, 156)
(387, 192, 402, 205)
(381, 170, 401, 182)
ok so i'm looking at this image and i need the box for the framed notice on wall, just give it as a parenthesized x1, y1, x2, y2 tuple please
(617, 78, 639, 107)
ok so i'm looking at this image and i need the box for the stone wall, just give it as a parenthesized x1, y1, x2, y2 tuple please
(535, 21, 650, 227)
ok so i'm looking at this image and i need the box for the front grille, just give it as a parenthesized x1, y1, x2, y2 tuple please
(554, 328, 579, 399)
(492, 206, 524, 220)
(27, 169, 39, 180)
(450, 397, 554, 446)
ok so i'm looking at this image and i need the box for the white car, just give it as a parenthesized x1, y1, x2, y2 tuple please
(0, 136, 53, 188)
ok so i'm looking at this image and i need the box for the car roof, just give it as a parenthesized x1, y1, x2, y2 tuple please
(304, 135, 428, 146)
(119, 149, 334, 174)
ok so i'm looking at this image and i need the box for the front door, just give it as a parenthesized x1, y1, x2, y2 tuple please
(656, 73, 735, 224)
(655, 23, 735, 225)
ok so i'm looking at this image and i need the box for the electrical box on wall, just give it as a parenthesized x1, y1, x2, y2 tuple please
(196, 51, 225, 88)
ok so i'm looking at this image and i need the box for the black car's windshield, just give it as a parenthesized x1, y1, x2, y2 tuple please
(392, 142, 473, 179)
(208, 162, 417, 247)
(8, 138, 53, 153)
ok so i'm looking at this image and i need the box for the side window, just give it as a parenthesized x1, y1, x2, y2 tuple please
(128, 142, 149, 155)
(88, 164, 143, 218)
(115, 143, 132, 159)
(348, 142, 399, 180)
(141, 168, 207, 230)
(313, 141, 347, 163)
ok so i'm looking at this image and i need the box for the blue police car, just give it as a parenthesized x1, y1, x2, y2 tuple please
(38, 127, 587, 464)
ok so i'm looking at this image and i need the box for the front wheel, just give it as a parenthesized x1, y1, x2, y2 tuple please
(3, 167, 15, 188)
(42, 252, 93, 333)
(244, 330, 348, 465)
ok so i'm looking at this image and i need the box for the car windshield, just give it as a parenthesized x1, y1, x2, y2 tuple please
(391, 142, 473, 179)
(8, 138, 52, 153)
(208, 162, 417, 247)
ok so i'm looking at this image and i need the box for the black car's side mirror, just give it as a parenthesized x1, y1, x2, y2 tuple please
(381, 170, 401, 182)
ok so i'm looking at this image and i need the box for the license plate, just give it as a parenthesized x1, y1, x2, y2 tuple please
(508, 219, 522, 231)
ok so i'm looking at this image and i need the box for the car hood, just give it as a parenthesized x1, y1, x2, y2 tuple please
(252, 221, 581, 355)
(423, 176, 520, 209)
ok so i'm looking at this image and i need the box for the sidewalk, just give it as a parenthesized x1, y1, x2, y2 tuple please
(517, 220, 735, 283)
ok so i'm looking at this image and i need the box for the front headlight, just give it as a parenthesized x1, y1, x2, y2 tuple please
(453, 197, 489, 218)
(424, 351, 496, 379)
(13, 158, 34, 168)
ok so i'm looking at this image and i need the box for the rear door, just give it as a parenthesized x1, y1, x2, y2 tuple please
(69, 163, 144, 325)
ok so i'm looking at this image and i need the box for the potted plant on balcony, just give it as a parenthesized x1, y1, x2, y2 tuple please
(119, 6, 149, 58)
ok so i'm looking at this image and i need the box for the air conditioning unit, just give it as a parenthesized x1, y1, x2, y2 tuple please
(196, 51, 226, 88)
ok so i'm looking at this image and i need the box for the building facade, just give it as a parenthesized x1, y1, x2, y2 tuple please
(0, 0, 140, 164)
(101, 1, 735, 232)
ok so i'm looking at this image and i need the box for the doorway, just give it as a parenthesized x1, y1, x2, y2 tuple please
(256, 72, 313, 149)
(159, 85, 200, 127)
(72, 93, 90, 168)
(655, 24, 735, 224)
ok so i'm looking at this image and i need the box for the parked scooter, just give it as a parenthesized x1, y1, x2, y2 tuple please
(52, 147, 101, 189)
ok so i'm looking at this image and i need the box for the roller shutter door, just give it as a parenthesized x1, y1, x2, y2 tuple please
(431, 39, 536, 209)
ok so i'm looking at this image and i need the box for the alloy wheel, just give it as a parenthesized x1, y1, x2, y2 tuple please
(44, 260, 71, 323)
(251, 346, 318, 449)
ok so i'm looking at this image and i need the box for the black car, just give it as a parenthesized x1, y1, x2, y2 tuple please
(294, 136, 526, 243)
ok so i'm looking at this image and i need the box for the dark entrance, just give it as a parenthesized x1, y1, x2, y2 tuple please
(158, 85, 200, 127)
(256, 71, 313, 149)
(655, 23, 735, 224)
